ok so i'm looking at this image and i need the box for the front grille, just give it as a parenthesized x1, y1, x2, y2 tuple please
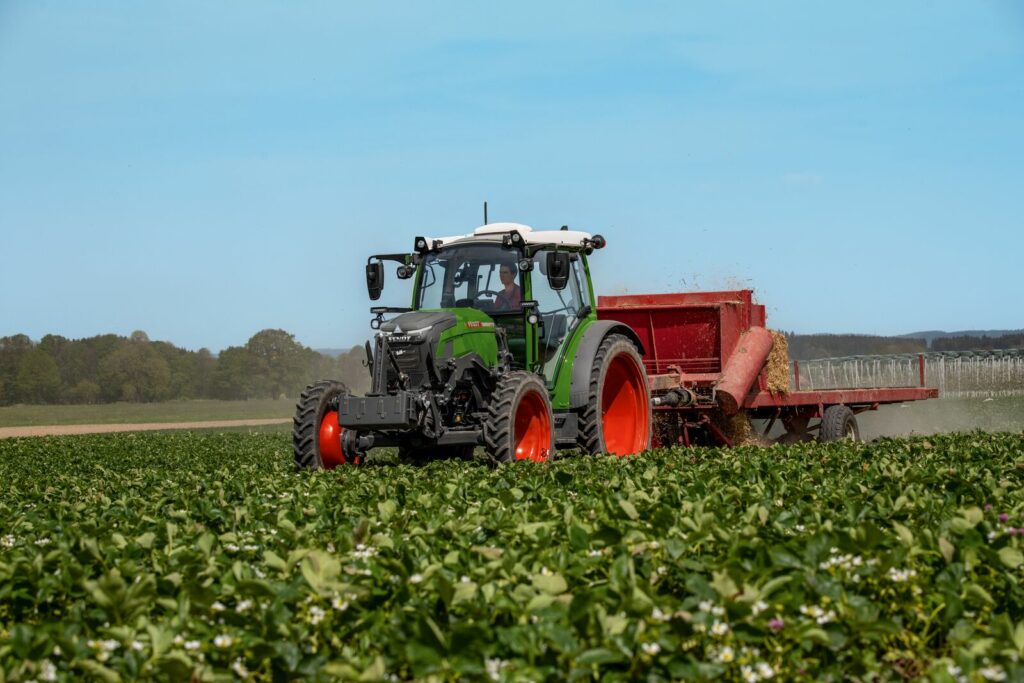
(391, 344, 428, 388)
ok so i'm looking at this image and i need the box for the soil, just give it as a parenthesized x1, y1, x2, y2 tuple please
(0, 418, 290, 439)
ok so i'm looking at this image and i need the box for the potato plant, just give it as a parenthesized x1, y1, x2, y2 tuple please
(1, 432, 1024, 682)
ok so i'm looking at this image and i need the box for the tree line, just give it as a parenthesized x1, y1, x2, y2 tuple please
(0, 330, 369, 405)
(784, 332, 1024, 360)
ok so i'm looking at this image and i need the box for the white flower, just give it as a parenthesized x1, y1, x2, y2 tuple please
(698, 600, 714, 613)
(641, 642, 661, 655)
(309, 606, 326, 625)
(774, 499, 783, 507)
(711, 620, 730, 637)
(794, 524, 805, 532)
(211, 601, 226, 612)
(232, 658, 249, 677)
(715, 646, 735, 663)
(409, 573, 423, 584)
(752, 600, 768, 616)
(887, 567, 918, 582)
(225, 543, 239, 552)
(173, 635, 185, 646)
(540, 566, 553, 576)
(1, 534, 14, 547)
(213, 634, 233, 649)
(711, 605, 725, 617)
(35, 537, 51, 546)
(587, 549, 602, 558)
(651, 607, 670, 622)
(650, 541, 660, 549)
(740, 665, 759, 683)
(131, 640, 144, 651)
(52, 645, 61, 656)
(485, 658, 504, 681)
(988, 531, 997, 542)
(656, 565, 668, 576)
(460, 575, 471, 583)
(235, 599, 253, 614)
(243, 544, 259, 552)
(185, 640, 200, 651)
(816, 610, 836, 625)
(980, 666, 1007, 681)
(756, 662, 775, 679)
(332, 596, 349, 611)
(39, 660, 57, 682)
(253, 567, 266, 579)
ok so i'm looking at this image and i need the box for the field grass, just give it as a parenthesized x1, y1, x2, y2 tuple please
(3, 432, 1024, 681)
(0, 399, 295, 427)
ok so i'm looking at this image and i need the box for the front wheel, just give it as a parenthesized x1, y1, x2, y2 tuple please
(293, 380, 356, 469)
(577, 334, 652, 456)
(483, 371, 554, 464)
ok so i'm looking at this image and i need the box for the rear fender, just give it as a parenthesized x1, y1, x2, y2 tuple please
(568, 320, 645, 409)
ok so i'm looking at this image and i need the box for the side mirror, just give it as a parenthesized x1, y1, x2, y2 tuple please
(366, 261, 384, 300)
(545, 252, 570, 291)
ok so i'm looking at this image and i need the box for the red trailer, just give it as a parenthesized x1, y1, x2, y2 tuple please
(598, 290, 938, 447)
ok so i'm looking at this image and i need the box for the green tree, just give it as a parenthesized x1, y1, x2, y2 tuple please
(245, 329, 306, 399)
(14, 348, 62, 403)
(98, 342, 172, 402)
(212, 346, 258, 399)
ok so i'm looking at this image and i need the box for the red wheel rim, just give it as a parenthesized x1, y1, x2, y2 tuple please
(514, 389, 552, 462)
(602, 353, 649, 456)
(318, 410, 347, 468)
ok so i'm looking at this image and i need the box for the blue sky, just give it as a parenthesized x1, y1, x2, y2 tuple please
(2, 1, 1022, 351)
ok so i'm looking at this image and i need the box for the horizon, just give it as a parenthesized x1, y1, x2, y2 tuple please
(2, 2, 1022, 350)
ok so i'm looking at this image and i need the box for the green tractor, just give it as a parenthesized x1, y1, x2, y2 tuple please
(292, 222, 652, 467)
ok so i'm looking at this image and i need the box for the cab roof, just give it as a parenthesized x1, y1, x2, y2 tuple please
(427, 223, 594, 250)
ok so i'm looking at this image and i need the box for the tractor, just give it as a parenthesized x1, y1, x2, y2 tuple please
(292, 222, 652, 467)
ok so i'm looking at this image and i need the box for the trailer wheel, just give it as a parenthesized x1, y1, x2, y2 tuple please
(293, 380, 355, 469)
(577, 334, 652, 456)
(483, 371, 554, 464)
(818, 405, 860, 443)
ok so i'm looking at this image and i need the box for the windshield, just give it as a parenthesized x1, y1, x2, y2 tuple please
(417, 244, 522, 313)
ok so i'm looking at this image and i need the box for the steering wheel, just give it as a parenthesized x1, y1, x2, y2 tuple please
(473, 289, 504, 309)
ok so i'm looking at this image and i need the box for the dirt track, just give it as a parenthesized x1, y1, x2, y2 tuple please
(0, 418, 291, 439)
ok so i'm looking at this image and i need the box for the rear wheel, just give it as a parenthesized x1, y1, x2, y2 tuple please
(293, 380, 355, 469)
(483, 371, 554, 464)
(578, 335, 652, 456)
(818, 405, 860, 443)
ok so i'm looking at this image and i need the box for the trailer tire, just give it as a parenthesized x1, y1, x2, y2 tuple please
(818, 405, 860, 443)
(577, 334, 652, 456)
(293, 380, 354, 469)
(483, 371, 554, 464)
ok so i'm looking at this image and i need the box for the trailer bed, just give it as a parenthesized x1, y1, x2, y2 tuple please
(745, 386, 938, 410)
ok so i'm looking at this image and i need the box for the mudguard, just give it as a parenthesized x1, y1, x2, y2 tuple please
(568, 320, 645, 409)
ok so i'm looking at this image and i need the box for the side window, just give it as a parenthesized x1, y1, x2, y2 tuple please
(531, 250, 581, 316)
(570, 255, 591, 309)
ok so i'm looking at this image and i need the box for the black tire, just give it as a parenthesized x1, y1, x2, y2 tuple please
(577, 334, 653, 456)
(818, 405, 860, 443)
(293, 380, 351, 469)
(482, 371, 554, 464)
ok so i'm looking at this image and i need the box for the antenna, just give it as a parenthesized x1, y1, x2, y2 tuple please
(484, 201, 488, 225)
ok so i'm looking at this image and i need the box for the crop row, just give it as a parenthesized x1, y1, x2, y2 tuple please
(1, 432, 1024, 681)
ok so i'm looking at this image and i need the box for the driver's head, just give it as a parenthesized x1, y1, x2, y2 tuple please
(499, 262, 518, 288)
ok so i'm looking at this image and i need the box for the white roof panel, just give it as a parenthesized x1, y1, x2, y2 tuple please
(427, 223, 594, 249)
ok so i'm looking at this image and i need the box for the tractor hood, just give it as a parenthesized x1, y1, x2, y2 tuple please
(380, 310, 457, 337)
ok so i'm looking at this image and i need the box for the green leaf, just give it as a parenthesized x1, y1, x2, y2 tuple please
(939, 537, 955, 564)
(533, 573, 568, 595)
(999, 546, 1024, 569)
(892, 522, 914, 546)
(964, 583, 995, 606)
(618, 499, 639, 521)
(711, 570, 738, 599)
(301, 549, 341, 594)
(79, 661, 123, 683)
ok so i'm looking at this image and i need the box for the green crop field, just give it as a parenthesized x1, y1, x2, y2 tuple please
(2, 433, 1024, 682)
(0, 400, 295, 428)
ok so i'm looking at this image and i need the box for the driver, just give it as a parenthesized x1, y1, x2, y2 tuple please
(493, 262, 521, 311)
